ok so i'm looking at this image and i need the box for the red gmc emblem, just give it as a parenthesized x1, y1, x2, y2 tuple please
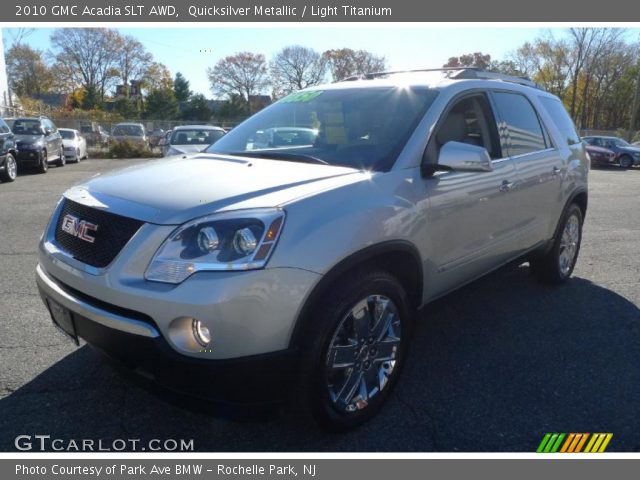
(60, 214, 98, 243)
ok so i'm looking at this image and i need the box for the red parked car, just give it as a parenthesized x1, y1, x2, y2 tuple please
(585, 144, 616, 168)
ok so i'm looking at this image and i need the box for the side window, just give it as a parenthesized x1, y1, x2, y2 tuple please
(539, 96, 581, 146)
(491, 92, 548, 157)
(426, 94, 501, 162)
(0, 119, 9, 134)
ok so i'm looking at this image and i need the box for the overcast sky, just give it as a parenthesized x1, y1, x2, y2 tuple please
(4, 26, 629, 96)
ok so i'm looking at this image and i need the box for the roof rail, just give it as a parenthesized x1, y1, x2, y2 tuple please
(341, 67, 542, 90)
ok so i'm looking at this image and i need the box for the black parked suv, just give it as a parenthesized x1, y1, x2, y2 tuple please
(12, 117, 65, 173)
(0, 118, 18, 183)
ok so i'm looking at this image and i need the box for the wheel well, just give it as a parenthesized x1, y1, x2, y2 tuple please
(289, 243, 423, 349)
(572, 191, 588, 218)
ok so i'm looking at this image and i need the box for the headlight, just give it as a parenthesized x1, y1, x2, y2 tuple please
(145, 208, 285, 284)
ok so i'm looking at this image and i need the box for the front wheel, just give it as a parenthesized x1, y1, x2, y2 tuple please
(294, 269, 413, 431)
(530, 203, 583, 284)
(619, 155, 632, 169)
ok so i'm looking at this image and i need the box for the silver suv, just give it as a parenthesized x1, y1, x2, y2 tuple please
(36, 69, 588, 430)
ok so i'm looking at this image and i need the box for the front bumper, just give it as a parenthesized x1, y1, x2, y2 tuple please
(36, 264, 298, 404)
(15, 149, 42, 166)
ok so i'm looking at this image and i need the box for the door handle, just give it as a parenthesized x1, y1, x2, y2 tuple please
(552, 166, 561, 177)
(499, 180, 515, 193)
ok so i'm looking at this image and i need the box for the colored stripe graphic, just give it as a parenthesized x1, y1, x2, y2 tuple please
(537, 433, 613, 453)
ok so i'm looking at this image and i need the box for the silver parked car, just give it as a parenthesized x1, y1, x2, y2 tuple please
(161, 125, 226, 157)
(59, 128, 88, 163)
(36, 68, 588, 430)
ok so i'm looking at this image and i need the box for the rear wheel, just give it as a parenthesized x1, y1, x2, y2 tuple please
(619, 155, 632, 169)
(56, 148, 66, 167)
(0, 153, 17, 182)
(530, 203, 583, 284)
(294, 269, 413, 431)
(37, 150, 48, 174)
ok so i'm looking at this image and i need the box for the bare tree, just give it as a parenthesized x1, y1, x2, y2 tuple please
(207, 52, 269, 112)
(50, 28, 121, 107)
(270, 45, 326, 97)
(323, 48, 387, 81)
(7, 28, 35, 47)
(114, 35, 153, 96)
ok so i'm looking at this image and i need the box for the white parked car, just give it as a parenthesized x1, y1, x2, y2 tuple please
(161, 125, 226, 157)
(59, 128, 88, 163)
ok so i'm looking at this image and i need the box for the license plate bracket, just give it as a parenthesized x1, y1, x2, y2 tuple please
(47, 298, 79, 345)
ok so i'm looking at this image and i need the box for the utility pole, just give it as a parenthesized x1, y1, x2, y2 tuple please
(629, 62, 640, 142)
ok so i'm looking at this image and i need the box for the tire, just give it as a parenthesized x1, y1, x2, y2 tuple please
(0, 153, 17, 182)
(37, 150, 48, 174)
(56, 148, 66, 167)
(293, 269, 413, 431)
(619, 155, 632, 169)
(530, 203, 583, 284)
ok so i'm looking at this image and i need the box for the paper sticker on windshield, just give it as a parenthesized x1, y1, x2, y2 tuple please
(279, 91, 323, 103)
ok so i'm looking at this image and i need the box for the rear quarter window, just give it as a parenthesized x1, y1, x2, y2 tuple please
(539, 96, 581, 146)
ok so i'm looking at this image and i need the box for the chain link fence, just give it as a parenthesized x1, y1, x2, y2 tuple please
(1, 104, 248, 158)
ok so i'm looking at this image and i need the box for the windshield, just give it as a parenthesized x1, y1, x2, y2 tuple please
(59, 130, 75, 140)
(113, 125, 144, 137)
(206, 87, 439, 171)
(171, 128, 225, 146)
(12, 120, 43, 136)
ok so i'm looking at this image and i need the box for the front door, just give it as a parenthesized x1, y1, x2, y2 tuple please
(420, 93, 523, 300)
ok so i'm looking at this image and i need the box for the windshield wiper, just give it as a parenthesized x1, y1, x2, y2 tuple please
(225, 151, 329, 165)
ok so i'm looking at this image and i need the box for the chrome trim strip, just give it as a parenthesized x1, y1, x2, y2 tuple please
(36, 264, 160, 338)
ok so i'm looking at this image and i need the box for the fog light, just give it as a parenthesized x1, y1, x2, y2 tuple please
(192, 319, 211, 347)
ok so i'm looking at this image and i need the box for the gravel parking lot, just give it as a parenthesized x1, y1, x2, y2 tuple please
(1, 159, 639, 452)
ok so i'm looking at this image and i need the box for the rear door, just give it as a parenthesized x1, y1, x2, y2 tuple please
(489, 90, 564, 250)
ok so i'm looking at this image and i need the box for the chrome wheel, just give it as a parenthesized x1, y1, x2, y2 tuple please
(6, 155, 17, 180)
(559, 214, 580, 276)
(325, 295, 401, 413)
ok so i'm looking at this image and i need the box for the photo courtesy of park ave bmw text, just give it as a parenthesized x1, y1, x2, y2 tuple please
(1, 0, 640, 478)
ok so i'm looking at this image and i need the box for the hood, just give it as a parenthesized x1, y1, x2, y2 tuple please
(63, 153, 367, 225)
(15, 134, 44, 144)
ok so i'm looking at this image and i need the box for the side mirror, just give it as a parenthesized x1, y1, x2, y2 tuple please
(428, 141, 493, 174)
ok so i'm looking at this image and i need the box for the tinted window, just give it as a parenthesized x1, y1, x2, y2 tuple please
(539, 96, 580, 146)
(12, 119, 43, 135)
(171, 129, 225, 146)
(492, 92, 547, 156)
(113, 124, 144, 137)
(59, 130, 75, 140)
